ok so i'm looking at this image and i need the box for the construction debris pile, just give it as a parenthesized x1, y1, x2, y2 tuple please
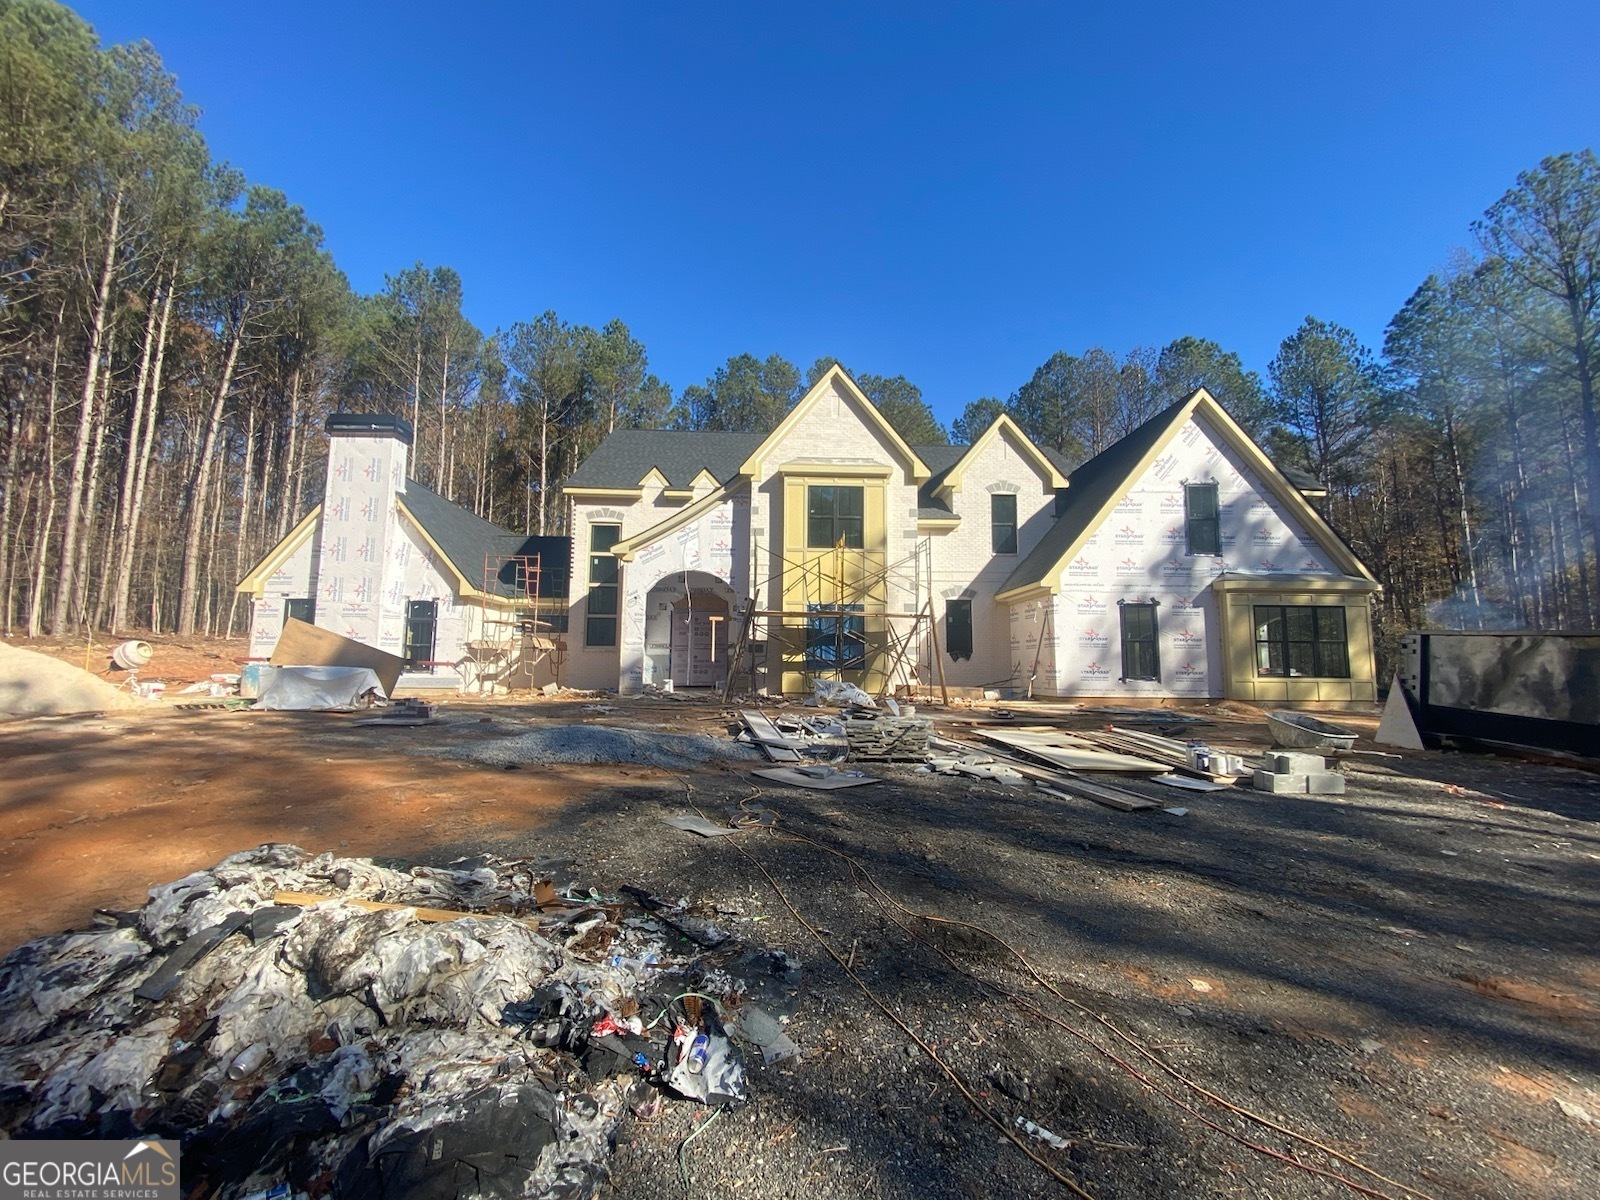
(0, 845, 802, 1200)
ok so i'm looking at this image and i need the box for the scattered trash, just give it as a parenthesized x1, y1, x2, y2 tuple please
(991, 1069, 1030, 1102)
(812, 680, 876, 708)
(1152, 774, 1228, 792)
(1161, 806, 1189, 816)
(733, 1005, 800, 1065)
(1556, 1098, 1598, 1128)
(1013, 1115, 1069, 1149)
(0, 845, 796, 1200)
(663, 814, 742, 838)
(1188, 978, 1213, 992)
(352, 698, 437, 727)
(752, 766, 878, 790)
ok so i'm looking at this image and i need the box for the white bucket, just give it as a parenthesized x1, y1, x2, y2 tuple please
(112, 640, 153, 669)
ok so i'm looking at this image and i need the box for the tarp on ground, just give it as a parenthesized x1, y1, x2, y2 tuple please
(256, 665, 385, 710)
(270, 618, 406, 697)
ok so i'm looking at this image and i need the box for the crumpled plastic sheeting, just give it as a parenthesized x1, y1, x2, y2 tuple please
(0, 927, 150, 1043)
(29, 1017, 178, 1128)
(0, 844, 785, 1200)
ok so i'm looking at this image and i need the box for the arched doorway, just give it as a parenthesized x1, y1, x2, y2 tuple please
(643, 571, 737, 689)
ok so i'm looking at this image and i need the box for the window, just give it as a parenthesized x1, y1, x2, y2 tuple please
(805, 603, 866, 671)
(991, 493, 1018, 554)
(945, 598, 973, 661)
(1185, 482, 1220, 555)
(285, 597, 315, 627)
(1253, 605, 1350, 678)
(584, 523, 620, 646)
(1119, 600, 1160, 681)
(807, 485, 864, 548)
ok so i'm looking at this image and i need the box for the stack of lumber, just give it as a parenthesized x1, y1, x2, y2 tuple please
(840, 713, 932, 761)
(974, 727, 1168, 773)
(1078, 725, 1246, 784)
(928, 734, 1161, 811)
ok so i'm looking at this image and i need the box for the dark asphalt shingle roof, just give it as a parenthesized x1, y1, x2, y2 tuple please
(564, 430, 766, 489)
(998, 399, 1193, 595)
(401, 482, 570, 598)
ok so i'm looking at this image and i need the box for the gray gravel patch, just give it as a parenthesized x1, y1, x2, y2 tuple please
(427, 722, 762, 769)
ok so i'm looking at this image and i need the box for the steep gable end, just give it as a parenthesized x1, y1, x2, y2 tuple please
(737, 365, 931, 482)
(997, 389, 1373, 599)
(934, 413, 1067, 499)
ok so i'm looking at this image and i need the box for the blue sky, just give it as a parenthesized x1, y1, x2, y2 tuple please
(73, 2, 1600, 425)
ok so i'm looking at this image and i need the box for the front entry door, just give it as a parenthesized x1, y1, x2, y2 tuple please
(669, 610, 727, 687)
(404, 600, 438, 673)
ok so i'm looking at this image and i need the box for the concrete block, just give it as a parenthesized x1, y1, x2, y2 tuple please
(1306, 772, 1346, 795)
(1270, 752, 1326, 774)
(1253, 769, 1308, 793)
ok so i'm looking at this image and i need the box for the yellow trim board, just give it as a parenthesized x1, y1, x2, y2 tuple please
(996, 389, 1375, 603)
(936, 413, 1066, 498)
(396, 498, 485, 598)
(235, 506, 321, 597)
(1212, 573, 1380, 595)
(612, 481, 737, 562)
(737, 364, 930, 483)
(774, 460, 895, 478)
(564, 485, 645, 500)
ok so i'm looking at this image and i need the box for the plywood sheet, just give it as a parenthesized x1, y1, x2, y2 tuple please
(977, 728, 1166, 772)
(270, 618, 405, 698)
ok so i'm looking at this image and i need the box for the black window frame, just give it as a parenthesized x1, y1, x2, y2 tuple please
(991, 493, 1019, 555)
(585, 523, 621, 647)
(284, 597, 315, 627)
(1185, 482, 1220, 556)
(806, 485, 865, 549)
(1252, 604, 1350, 678)
(1118, 599, 1160, 682)
(945, 598, 973, 661)
(805, 602, 866, 672)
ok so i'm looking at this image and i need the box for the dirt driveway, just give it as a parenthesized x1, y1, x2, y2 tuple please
(2, 697, 1596, 1199)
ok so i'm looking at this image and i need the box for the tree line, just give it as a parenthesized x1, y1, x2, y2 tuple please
(2, 2, 1596, 665)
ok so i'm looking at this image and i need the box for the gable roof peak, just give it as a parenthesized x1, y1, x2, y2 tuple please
(737, 364, 931, 482)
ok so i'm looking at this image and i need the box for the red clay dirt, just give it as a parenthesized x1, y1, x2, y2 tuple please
(0, 705, 621, 950)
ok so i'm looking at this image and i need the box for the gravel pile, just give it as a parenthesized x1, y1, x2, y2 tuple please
(434, 723, 761, 769)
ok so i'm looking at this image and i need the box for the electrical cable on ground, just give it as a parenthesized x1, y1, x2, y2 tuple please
(775, 819, 1440, 1200)
(676, 1104, 724, 1199)
(700, 780, 1437, 1200)
(721, 814, 1101, 1198)
(678, 778, 1099, 1197)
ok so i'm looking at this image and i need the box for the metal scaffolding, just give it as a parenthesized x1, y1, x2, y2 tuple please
(463, 552, 564, 693)
(720, 537, 946, 703)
